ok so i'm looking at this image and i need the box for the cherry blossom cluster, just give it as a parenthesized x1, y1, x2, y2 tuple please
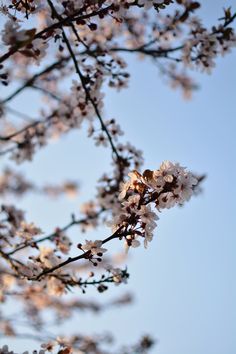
(109, 161, 198, 249)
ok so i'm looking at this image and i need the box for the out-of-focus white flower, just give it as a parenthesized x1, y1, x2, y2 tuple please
(81, 240, 107, 255)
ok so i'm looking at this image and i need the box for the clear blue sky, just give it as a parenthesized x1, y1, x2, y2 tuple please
(1, 1, 235, 353)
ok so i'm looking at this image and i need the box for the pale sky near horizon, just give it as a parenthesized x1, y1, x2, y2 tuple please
(0, 1, 236, 353)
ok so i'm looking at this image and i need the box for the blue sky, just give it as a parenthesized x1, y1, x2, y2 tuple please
(0, 1, 235, 353)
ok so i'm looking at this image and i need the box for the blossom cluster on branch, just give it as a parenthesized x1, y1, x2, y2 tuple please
(0, 0, 234, 353)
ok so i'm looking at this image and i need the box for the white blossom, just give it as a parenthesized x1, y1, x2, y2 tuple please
(81, 240, 107, 255)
